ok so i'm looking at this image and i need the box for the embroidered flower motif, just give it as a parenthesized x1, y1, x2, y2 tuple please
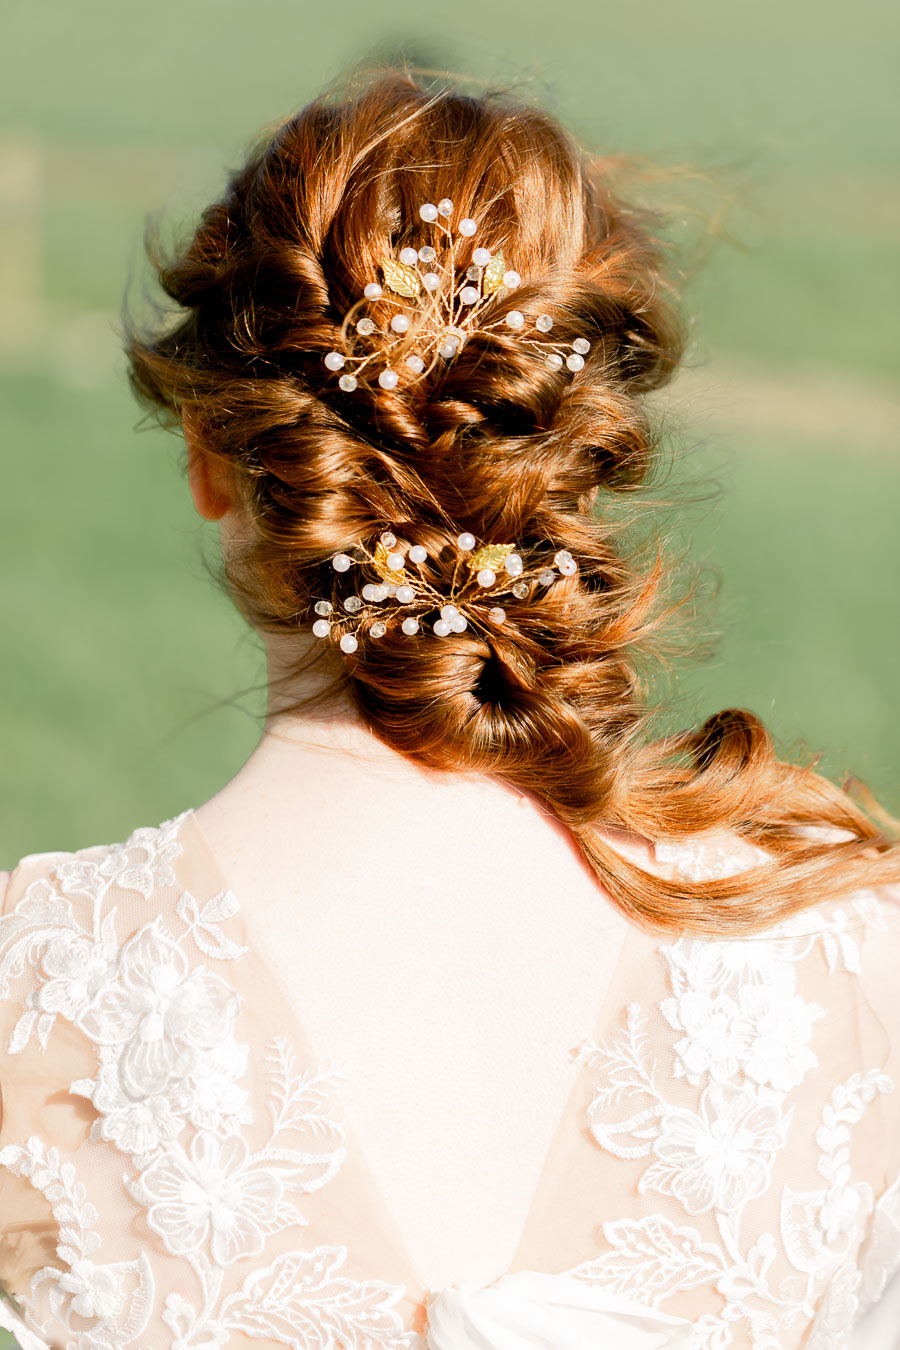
(54, 819, 183, 901)
(661, 990, 744, 1086)
(737, 984, 824, 1093)
(187, 1038, 252, 1134)
(79, 919, 238, 1097)
(34, 929, 116, 1021)
(133, 1131, 283, 1266)
(54, 1259, 122, 1319)
(649, 1084, 788, 1214)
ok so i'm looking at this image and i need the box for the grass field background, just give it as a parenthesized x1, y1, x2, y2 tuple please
(0, 0, 897, 858)
(0, 0, 897, 1341)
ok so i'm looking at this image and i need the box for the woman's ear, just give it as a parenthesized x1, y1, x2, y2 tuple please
(183, 410, 235, 522)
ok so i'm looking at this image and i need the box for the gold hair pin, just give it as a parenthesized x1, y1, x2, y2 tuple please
(322, 197, 592, 395)
(311, 530, 578, 652)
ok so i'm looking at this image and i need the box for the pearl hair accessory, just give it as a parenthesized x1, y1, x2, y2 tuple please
(321, 197, 592, 394)
(310, 530, 579, 650)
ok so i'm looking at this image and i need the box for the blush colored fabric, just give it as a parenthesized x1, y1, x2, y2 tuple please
(0, 808, 899, 1348)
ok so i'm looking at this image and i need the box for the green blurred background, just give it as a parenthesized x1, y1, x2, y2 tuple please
(1, 0, 898, 870)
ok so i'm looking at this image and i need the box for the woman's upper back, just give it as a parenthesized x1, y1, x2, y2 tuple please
(1, 766, 900, 1344)
(2, 736, 900, 1348)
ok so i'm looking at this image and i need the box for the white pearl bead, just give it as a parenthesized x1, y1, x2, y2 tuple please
(324, 351, 345, 370)
(405, 353, 425, 373)
(502, 270, 521, 288)
(503, 553, 523, 576)
(472, 246, 491, 266)
(572, 337, 591, 354)
(361, 583, 380, 601)
(536, 314, 553, 332)
(459, 286, 479, 305)
(456, 532, 475, 550)
(545, 353, 564, 371)
(438, 340, 459, 359)
(386, 551, 404, 571)
(450, 614, 468, 633)
(364, 282, 383, 299)
(338, 374, 358, 391)
(356, 317, 376, 335)
(458, 218, 477, 236)
(433, 619, 451, 637)
(419, 203, 438, 222)
(370, 621, 386, 638)
(312, 619, 330, 638)
(408, 545, 427, 564)
(477, 568, 496, 587)
(339, 633, 358, 653)
(395, 584, 415, 603)
(378, 368, 399, 390)
(423, 273, 441, 291)
(440, 604, 458, 620)
(504, 310, 525, 330)
(566, 353, 585, 372)
(418, 245, 437, 262)
(390, 314, 410, 333)
(438, 198, 454, 217)
(488, 606, 506, 624)
(554, 549, 577, 576)
(399, 247, 418, 266)
(401, 616, 419, 635)
(332, 553, 352, 572)
(538, 569, 556, 585)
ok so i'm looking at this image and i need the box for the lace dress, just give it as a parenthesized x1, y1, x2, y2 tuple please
(0, 808, 899, 1349)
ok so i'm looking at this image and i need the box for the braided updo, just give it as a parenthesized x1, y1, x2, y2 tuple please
(125, 67, 899, 932)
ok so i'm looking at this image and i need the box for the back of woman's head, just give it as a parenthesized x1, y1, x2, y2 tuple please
(125, 66, 900, 933)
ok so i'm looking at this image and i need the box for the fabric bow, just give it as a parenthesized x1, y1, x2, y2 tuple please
(425, 1270, 694, 1350)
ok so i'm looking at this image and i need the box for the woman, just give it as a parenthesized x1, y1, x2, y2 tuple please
(0, 67, 898, 1349)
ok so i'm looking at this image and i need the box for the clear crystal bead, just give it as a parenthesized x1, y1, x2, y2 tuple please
(314, 600, 332, 616)
(380, 531, 397, 547)
(418, 245, 437, 262)
(488, 606, 506, 624)
(370, 621, 387, 638)
(466, 264, 481, 280)
(572, 337, 591, 354)
(344, 596, 363, 613)
(356, 317, 376, 336)
(512, 581, 529, 599)
(536, 314, 553, 332)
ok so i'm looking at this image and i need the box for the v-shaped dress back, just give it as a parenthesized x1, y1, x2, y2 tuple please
(1, 809, 899, 1348)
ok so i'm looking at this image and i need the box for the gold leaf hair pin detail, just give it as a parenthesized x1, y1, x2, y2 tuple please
(321, 197, 592, 394)
(311, 530, 579, 653)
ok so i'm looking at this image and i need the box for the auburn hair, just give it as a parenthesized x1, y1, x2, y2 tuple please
(124, 66, 899, 933)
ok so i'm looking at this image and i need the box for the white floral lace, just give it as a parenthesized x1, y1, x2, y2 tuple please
(0, 814, 415, 1349)
(566, 834, 900, 1348)
(0, 818, 898, 1349)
